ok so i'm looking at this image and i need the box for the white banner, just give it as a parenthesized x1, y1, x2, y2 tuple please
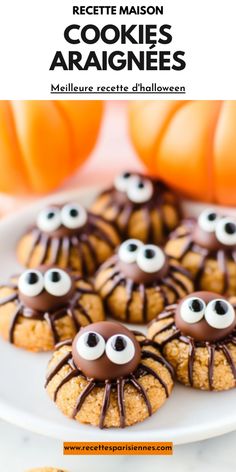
(0, 0, 235, 99)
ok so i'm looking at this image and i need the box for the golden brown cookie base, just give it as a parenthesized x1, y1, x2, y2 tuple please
(148, 315, 236, 391)
(165, 231, 236, 295)
(91, 192, 179, 244)
(95, 262, 193, 324)
(46, 336, 174, 428)
(0, 279, 104, 352)
(17, 218, 120, 276)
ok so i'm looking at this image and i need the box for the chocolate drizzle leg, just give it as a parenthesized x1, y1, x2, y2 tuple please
(45, 335, 174, 429)
(72, 380, 96, 418)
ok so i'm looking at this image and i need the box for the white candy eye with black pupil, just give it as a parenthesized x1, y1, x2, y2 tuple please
(198, 208, 219, 233)
(37, 207, 61, 232)
(205, 299, 235, 329)
(61, 203, 88, 229)
(215, 217, 236, 246)
(136, 244, 165, 273)
(106, 335, 135, 365)
(18, 270, 44, 297)
(118, 239, 143, 264)
(44, 269, 72, 296)
(180, 297, 206, 324)
(76, 331, 106, 360)
(114, 172, 133, 192)
(127, 176, 153, 203)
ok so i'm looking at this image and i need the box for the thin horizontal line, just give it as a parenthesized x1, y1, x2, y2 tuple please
(50, 91, 186, 94)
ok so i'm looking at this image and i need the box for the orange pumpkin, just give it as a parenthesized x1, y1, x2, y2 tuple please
(0, 100, 103, 194)
(129, 101, 236, 206)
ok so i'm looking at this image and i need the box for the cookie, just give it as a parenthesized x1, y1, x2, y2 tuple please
(91, 171, 180, 244)
(16, 202, 120, 275)
(165, 208, 236, 295)
(0, 266, 104, 351)
(45, 321, 174, 428)
(94, 239, 193, 324)
(148, 291, 236, 391)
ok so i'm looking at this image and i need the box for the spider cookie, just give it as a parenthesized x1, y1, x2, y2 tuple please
(165, 208, 236, 295)
(91, 171, 181, 244)
(148, 292, 236, 391)
(0, 267, 104, 351)
(16, 202, 120, 275)
(94, 239, 193, 324)
(45, 321, 174, 428)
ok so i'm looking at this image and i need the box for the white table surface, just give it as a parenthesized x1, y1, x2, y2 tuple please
(0, 419, 235, 472)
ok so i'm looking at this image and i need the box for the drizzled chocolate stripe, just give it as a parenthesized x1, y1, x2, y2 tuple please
(72, 380, 96, 418)
(221, 344, 236, 381)
(217, 250, 229, 293)
(139, 284, 147, 323)
(188, 339, 195, 386)
(117, 378, 125, 428)
(80, 235, 99, 269)
(54, 369, 81, 401)
(141, 350, 175, 379)
(61, 236, 70, 266)
(125, 279, 134, 322)
(45, 351, 72, 386)
(44, 312, 60, 343)
(74, 303, 93, 324)
(25, 228, 41, 265)
(50, 237, 61, 265)
(118, 204, 133, 232)
(130, 375, 152, 416)
(9, 304, 23, 343)
(39, 234, 50, 264)
(99, 381, 112, 429)
(207, 344, 215, 390)
(0, 293, 18, 305)
(138, 363, 169, 397)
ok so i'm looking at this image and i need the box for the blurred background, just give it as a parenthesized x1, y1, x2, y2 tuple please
(0, 101, 142, 215)
(1, 100, 236, 217)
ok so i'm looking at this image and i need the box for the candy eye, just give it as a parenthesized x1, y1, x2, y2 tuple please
(127, 176, 153, 203)
(198, 208, 219, 233)
(44, 269, 72, 296)
(180, 297, 206, 324)
(136, 244, 166, 273)
(205, 299, 235, 329)
(215, 217, 236, 246)
(61, 203, 87, 229)
(114, 172, 133, 192)
(76, 331, 105, 360)
(37, 207, 61, 232)
(118, 239, 143, 264)
(105, 334, 135, 365)
(18, 270, 44, 297)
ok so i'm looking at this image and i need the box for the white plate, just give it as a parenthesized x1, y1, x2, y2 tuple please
(0, 187, 235, 445)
